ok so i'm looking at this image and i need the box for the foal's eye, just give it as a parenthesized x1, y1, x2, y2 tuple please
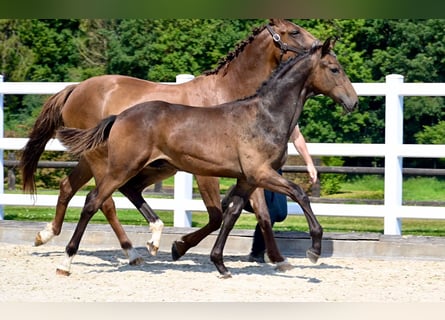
(330, 67, 340, 74)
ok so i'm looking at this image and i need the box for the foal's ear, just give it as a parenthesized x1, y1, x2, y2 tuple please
(321, 37, 336, 56)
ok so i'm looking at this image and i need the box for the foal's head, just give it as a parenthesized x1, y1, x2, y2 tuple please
(267, 19, 318, 61)
(308, 38, 358, 113)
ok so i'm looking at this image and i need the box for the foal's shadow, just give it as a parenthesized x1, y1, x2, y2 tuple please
(32, 246, 350, 281)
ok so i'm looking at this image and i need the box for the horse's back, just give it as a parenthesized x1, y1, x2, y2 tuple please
(61, 74, 201, 129)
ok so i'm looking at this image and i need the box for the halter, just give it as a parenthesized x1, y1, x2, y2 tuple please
(266, 24, 309, 61)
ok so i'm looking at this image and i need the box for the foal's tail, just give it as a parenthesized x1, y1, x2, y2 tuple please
(20, 84, 78, 194)
(57, 115, 117, 158)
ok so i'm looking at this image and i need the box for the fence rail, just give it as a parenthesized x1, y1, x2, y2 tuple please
(1, 74, 445, 235)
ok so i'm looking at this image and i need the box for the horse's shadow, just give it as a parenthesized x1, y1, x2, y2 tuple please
(33, 245, 351, 282)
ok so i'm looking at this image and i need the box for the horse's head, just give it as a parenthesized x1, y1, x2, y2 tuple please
(267, 19, 318, 62)
(308, 37, 358, 113)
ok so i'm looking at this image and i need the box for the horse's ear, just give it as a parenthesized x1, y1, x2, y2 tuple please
(269, 18, 283, 26)
(322, 37, 335, 56)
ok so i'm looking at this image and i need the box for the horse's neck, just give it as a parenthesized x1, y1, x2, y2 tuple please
(258, 58, 312, 137)
(202, 31, 277, 102)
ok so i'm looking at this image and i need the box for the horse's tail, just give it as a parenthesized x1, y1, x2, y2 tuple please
(57, 115, 117, 158)
(20, 84, 78, 194)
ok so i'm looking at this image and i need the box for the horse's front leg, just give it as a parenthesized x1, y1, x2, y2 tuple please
(291, 185, 323, 263)
(259, 170, 322, 264)
(249, 188, 293, 272)
(172, 175, 223, 260)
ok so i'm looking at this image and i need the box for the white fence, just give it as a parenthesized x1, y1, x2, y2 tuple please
(0, 74, 444, 235)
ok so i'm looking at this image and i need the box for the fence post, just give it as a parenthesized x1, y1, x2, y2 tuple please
(173, 74, 195, 227)
(0, 74, 4, 219)
(383, 74, 404, 235)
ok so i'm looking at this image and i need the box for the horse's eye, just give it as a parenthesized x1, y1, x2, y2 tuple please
(290, 30, 300, 36)
(331, 67, 339, 74)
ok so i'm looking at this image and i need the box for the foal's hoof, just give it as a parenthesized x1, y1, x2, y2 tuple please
(274, 260, 294, 272)
(56, 268, 71, 277)
(146, 241, 159, 256)
(171, 240, 187, 261)
(171, 242, 181, 261)
(306, 249, 320, 264)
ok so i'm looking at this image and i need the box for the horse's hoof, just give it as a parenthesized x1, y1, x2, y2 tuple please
(56, 268, 71, 277)
(146, 241, 159, 256)
(306, 249, 320, 264)
(218, 272, 232, 279)
(171, 242, 182, 261)
(34, 234, 44, 247)
(129, 256, 144, 266)
(275, 260, 294, 272)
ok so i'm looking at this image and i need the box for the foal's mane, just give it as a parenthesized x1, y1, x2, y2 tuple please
(202, 24, 266, 76)
(243, 43, 322, 100)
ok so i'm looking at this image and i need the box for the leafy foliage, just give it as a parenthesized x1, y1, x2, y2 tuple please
(1, 19, 444, 189)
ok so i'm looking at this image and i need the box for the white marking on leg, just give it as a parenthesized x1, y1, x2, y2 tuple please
(147, 219, 164, 255)
(36, 222, 56, 245)
(124, 248, 144, 265)
(56, 253, 74, 275)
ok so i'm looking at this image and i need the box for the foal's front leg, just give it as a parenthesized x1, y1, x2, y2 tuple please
(260, 171, 323, 263)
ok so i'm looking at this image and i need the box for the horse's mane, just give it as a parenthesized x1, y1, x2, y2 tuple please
(239, 43, 322, 101)
(202, 24, 266, 76)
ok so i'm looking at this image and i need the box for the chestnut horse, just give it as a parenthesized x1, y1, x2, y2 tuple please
(20, 19, 317, 264)
(56, 38, 358, 277)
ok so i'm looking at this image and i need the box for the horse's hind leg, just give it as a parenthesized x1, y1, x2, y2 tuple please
(35, 158, 92, 246)
(118, 179, 166, 256)
(172, 176, 223, 260)
(210, 181, 255, 278)
(35, 158, 142, 265)
(57, 188, 111, 276)
(100, 196, 143, 265)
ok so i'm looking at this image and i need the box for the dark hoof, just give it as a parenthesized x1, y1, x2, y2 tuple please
(306, 249, 320, 264)
(171, 241, 183, 261)
(172, 240, 187, 261)
(56, 268, 71, 277)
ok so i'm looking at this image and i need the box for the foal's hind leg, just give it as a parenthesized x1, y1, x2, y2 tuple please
(56, 186, 115, 276)
(172, 175, 223, 260)
(36, 158, 142, 265)
(210, 181, 255, 278)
